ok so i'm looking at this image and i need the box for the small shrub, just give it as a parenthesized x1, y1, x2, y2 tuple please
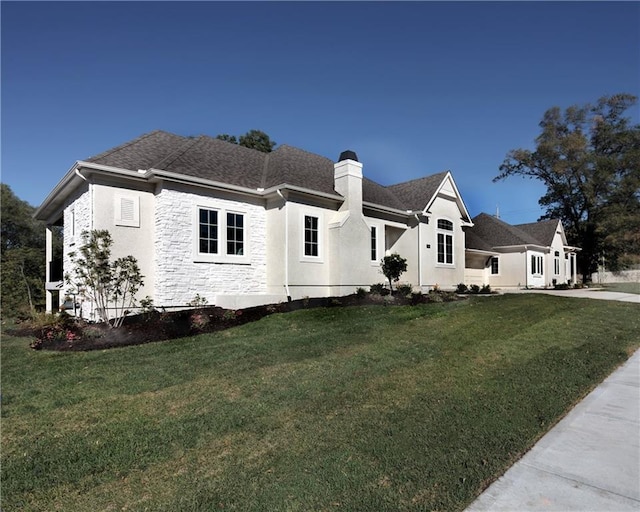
(427, 291, 444, 303)
(222, 309, 239, 322)
(356, 287, 367, 299)
(480, 284, 492, 294)
(370, 283, 386, 295)
(302, 296, 310, 308)
(187, 294, 208, 308)
(189, 311, 210, 331)
(469, 284, 481, 294)
(456, 283, 468, 294)
(396, 284, 413, 296)
(329, 298, 342, 307)
(554, 283, 570, 290)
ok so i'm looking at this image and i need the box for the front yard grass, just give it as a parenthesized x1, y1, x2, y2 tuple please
(598, 281, 640, 295)
(2, 294, 639, 511)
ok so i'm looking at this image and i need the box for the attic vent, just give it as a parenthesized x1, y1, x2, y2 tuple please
(338, 150, 358, 162)
(115, 195, 140, 228)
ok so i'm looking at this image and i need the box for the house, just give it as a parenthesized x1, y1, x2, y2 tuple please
(35, 130, 475, 318)
(464, 213, 580, 288)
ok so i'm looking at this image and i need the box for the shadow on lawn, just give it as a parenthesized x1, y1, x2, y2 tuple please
(12, 291, 467, 352)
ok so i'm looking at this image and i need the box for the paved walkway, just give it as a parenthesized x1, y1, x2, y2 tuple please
(466, 347, 640, 511)
(505, 287, 640, 303)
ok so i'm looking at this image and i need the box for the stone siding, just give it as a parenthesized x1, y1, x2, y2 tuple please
(154, 188, 267, 307)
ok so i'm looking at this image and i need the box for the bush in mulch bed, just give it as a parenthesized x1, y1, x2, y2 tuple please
(13, 290, 466, 352)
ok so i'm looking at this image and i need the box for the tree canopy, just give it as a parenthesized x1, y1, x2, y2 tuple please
(495, 94, 640, 280)
(1, 184, 47, 317)
(216, 129, 276, 153)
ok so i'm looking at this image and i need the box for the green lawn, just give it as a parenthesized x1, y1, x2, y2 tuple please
(2, 294, 639, 512)
(598, 281, 640, 295)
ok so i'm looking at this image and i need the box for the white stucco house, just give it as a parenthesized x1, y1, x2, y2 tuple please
(464, 213, 580, 289)
(35, 130, 476, 317)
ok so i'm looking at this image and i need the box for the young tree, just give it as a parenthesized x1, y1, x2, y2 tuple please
(66, 230, 144, 327)
(494, 94, 640, 280)
(380, 253, 408, 292)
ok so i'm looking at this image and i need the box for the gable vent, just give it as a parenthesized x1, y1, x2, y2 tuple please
(115, 195, 140, 227)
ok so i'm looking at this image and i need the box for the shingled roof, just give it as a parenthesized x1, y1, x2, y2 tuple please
(516, 219, 561, 246)
(83, 130, 450, 213)
(467, 213, 547, 249)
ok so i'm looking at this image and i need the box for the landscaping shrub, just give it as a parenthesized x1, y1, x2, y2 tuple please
(370, 283, 390, 296)
(469, 284, 481, 294)
(356, 287, 367, 299)
(456, 283, 468, 294)
(480, 284, 492, 294)
(396, 284, 413, 296)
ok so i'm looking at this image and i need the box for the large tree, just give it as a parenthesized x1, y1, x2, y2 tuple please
(216, 129, 276, 153)
(1, 184, 47, 317)
(494, 94, 640, 281)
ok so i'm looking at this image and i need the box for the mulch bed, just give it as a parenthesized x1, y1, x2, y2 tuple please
(10, 291, 466, 352)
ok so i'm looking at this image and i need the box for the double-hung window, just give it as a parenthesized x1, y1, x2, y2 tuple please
(304, 215, 319, 257)
(490, 256, 499, 275)
(437, 219, 454, 265)
(531, 254, 543, 275)
(196, 206, 247, 262)
(554, 251, 560, 275)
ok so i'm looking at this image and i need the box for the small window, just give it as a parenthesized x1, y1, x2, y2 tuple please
(437, 219, 453, 231)
(304, 215, 319, 257)
(554, 251, 560, 275)
(199, 208, 218, 254)
(371, 226, 377, 261)
(226, 212, 244, 255)
(490, 256, 499, 275)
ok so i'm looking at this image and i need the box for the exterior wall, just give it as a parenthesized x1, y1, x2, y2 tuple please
(91, 183, 156, 303)
(154, 185, 268, 307)
(546, 230, 569, 287)
(62, 183, 93, 318)
(420, 195, 466, 289)
(488, 251, 529, 289)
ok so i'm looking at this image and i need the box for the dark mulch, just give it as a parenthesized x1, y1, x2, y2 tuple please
(9, 291, 466, 352)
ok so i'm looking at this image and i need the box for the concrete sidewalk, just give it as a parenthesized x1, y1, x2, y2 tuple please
(505, 288, 640, 303)
(466, 349, 640, 511)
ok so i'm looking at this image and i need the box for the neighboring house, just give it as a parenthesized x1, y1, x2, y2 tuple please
(464, 213, 580, 288)
(35, 130, 474, 317)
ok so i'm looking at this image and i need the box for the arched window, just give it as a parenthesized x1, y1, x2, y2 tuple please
(437, 219, 454, 264)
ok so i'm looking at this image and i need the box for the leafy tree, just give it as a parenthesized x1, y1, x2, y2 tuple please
(66, 230, 144, 328)
(494, 94, 640, 280)
(216, 129, 276, 153)
(0, 184, 47, 317)
(380, 253, 408, 292)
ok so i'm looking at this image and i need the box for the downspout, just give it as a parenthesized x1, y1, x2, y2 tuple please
(276, 189, 291, 300)
(414, 214, 423, 289)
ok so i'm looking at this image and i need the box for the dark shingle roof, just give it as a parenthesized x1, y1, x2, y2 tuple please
(465, 228, 495, 252)
(83, 130, 448, 213)
(468, 213, 546, 248)
(516, 219, 560, 246)
(387, 172, 449, 211)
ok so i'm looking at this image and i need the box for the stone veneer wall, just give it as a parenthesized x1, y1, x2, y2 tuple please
(154, 188, 268, 307)
(63, 186, 94, 319)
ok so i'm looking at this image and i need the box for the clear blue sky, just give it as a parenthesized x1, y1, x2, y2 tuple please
(2, 1, 638, 224)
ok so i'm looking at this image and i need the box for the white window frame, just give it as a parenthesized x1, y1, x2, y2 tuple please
(436, 218, 454, 266)
(490, 256, 500, 275)
(554, 251, 560, 275)
(530, 254, 544, 276)
(193, 204, 250, 264)
(300, 212, 323, 263)
(369, 223, 382, 264)
(114, 194, 140, 228)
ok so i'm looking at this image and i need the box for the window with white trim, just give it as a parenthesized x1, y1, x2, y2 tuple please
(490, 256, 499, 275)
(554, 251, 560, 275)
(196, 206, 247, 262)
(304, 215, 319, 257)
(371, 226, 377, 261)
(437, 219, 454, 265)
(531, 254, 543, 275)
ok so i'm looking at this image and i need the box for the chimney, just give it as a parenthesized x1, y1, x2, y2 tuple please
(334, 150, 363, 214)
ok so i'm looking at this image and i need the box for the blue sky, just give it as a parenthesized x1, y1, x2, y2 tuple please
(2, 1, 638, 224)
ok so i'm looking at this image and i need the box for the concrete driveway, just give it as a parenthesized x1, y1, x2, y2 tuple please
(508, 287, 640, 303)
